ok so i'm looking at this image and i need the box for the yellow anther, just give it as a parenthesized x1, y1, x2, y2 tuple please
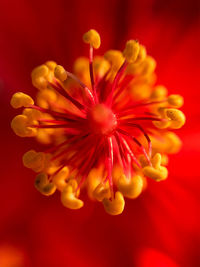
(45, 61, 57, 71)
(33, 76, 48, 90)
(112, 164, 124, 184)
(35, 173, 48, 190)
(35, 173, 56, 196)
(67, 179, 79, 193)
(41, 183, 57, 196)
(130, 84, 151, 101)
(164, 132, 182, 154)
(140, 56, 156, 76)
(31, 65, 49, 89)
(10, 92, 34, 108)
(143, 165, 168, 181)
(87, 168, 102, 200)
(149, 131, 182, 155)
(123, 40, 140, 63)
(83, 29, 101, 49)
(93, 183, 111, 202)
(104, 50, 124, 71)
(22, 150, 46, 172)
(135, 45, 147, 64)
(61, 184, 84, 210)
(73, 57, 89, 74)
(118, 174, 143, 199)
(36, 88, 57, 108)
(11, 115, 37, 137)
(167, 94, 184, 108)
(161, 154, 168, 166)
(102, 191, 125, 215)
(143, 153, 168, 181)
(126, 55, 156, 78)
(93, 56, 110, 77)
(153, 107, 170, 129)
(52, 167, 69, 191)
(36, 129, 52, 144)
(165, 108, 186, 129)
(32, 65, 49, 78)
(73, 57, 90, 84)
(151, 85, 167, 100)
(126, 62, 139, 75)
(54, 65, 68, 82)
(151, 153, 162, 169)
(23, 108, 41, 122)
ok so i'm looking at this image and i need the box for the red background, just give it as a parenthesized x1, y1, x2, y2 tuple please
(0, 0, 200, 266)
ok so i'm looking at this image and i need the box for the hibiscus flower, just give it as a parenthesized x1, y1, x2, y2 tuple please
(0, 0, 199, 266)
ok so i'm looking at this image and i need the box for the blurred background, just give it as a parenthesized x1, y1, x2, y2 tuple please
(0, 0, 200, 266)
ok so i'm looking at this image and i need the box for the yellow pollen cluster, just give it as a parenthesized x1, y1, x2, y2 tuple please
(10, 29, 185, 215)
(123, 40, 140, 63)
(83, 29, 101, 49)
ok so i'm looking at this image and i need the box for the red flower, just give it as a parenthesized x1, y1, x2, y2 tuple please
(0, 0, 200, 266)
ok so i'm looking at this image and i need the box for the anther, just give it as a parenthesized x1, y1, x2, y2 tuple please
(87, 168, 102, 200)
(11, 115, 37, 137)
(93, 56, 110, 78)
(164, 132, 182, 154)
(22, 150, 46, 172)
(23, 108, 41, 122)
(151, 85, 167, 101)
(123, 40, 140, 63)
(54, 65, 68, 82)
(93, 183, 111, 201)
(35, 173, 56, 196)
(73, 57, 90, 82)
(83, 29, 101, 49)
(102, 191, 125, 215)
(166, 108, 186, 129)
(153, 107, 170, 129)
(140, 56, 156, 76)
(118, 174, 143, 199)
(167, 95, 184, 108)
(36, 89, 57, 108)
(31, 65, 49, 89)
(143, 153, 168, 181)
(45, 61, 57, 71)
(135, 45, 146, 64)
(61, 183, 84, 209)
(104, 50, 124, 72)
(10, 92, 34, 108)
(52, 167, 69, 191)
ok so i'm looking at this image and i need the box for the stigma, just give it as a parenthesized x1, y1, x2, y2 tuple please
(11, 29, 185, 215)
(87, 104, 117, 135)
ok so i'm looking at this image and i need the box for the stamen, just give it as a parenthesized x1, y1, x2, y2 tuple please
(107, 137, 114, 198)
(119, 116, 165, 123)
(29, 104, 86, 121)
(49, 81, 87, 111)
(65, 72, 95, 104)
(54, 65, 68, 82)
(117, 100, 167, 117)
(89, 45, 98, 103)
(118, 128, 151, 165)
(116, 132, 141, 168)
(123, 40, 140, 63)
(106, 60, 128, 106)
(123, 123, 152, 157)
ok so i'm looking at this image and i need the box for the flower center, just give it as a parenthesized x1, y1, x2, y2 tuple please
(87, 104, 117, 135)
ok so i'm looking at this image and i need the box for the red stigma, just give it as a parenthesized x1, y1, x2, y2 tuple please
(87, 104, 117, 135)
